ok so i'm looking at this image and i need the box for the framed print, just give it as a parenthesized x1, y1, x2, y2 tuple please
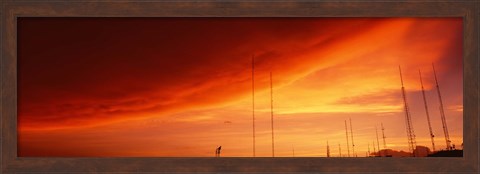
(1, 0, 479, 173)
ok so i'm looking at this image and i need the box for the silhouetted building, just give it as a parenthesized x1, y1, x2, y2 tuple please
(428, 150, 463, 157)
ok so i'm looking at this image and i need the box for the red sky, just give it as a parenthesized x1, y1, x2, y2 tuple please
(18, 18, 463, 157)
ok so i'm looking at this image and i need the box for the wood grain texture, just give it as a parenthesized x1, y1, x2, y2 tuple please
(1, 0, 479, 173)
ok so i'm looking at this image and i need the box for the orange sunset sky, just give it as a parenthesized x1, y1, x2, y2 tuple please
(18, 18, 463, 157)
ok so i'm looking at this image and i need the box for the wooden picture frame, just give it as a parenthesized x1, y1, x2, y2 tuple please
(1, 0, 478, 173)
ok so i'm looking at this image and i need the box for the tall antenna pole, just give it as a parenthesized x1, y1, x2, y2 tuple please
(432, 63, 451, 150)
(349, 118, 355, 157)
(376, 126, 381, 156)
(381, 123, 387, 149)
(327, 141, 330, 157)
(345, 120, 350, 157)
(368, 142, 371, 157)
(381, 123, 388, 156)
(399, 66, 417, 156)
(270, 71, 274, 157)
(373, 140, 376, 156)
(419, 70, 436, 152)
(252, 55, 256, 157)
(339, 143, 341, 157)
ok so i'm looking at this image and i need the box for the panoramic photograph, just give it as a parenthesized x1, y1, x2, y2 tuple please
(18, 17, 463, 157)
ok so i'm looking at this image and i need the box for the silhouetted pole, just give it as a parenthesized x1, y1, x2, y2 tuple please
(376, 126, 381, 156)
(373, 140, 376, 156)
(419, 70, 436, 152)
(368, 143, 371, 157)
(345, 120, 350, 157)
(349, 118, 355, 157)
(252, 55, 256, 157)
(381, 123, 388, 156)
(270, 71, 274, 157)
(432, 63, 451, 150)
(399, 66, 417, 157)
(339, 143, 341, 157)
(327, 141, 330, 157)
(381, 123, 387, 149)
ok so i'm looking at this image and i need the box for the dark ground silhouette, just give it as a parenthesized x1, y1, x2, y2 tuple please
(428, 150, 463, 157)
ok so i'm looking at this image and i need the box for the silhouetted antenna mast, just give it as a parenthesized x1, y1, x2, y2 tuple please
(381, 123, 388, 156)
(432, 63, 451, 150)
(270, 71, 275, 157)
(419, 70, 436, 152)
(338, 143, 341, 157)
(252, 55, 256, 157)
(327, 141, 330, 157)
(376, 126, 381, 156)
(349, 118, 355, 157)
(381, 123, 387, 149)
(399, 66, 417, 156)
(368, 142, 371, 157)
(345, 120, 350, 157)
(373, 140, 376, 155)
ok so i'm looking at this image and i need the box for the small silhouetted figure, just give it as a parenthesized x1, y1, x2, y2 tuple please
(215, 146, 222, 157)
